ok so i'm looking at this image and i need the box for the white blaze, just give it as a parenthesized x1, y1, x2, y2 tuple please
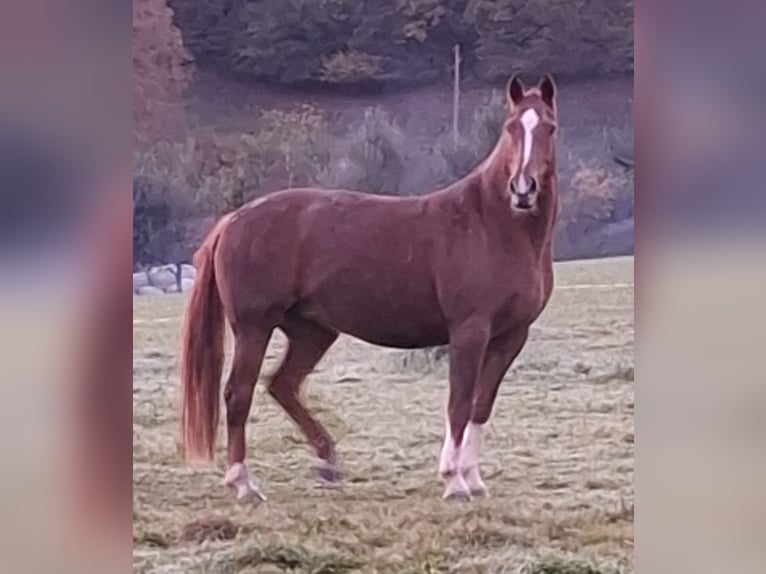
(520, 108, 540, 171)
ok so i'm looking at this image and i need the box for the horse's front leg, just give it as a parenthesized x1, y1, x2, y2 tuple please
(461, 328, 529, 498)
(439, 320, 491, 500)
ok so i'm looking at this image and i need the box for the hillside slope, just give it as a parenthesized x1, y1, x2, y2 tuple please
(168, 0, 633, 87)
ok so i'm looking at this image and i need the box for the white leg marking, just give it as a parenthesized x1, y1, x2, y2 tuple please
(438, 425, 457, 475)
(439, 422, 470, 500)
(460, 423, 488, 496)
(223, 462, 267, 503)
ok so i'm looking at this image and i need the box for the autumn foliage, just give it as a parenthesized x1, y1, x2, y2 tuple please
(133, 0, 193, 148)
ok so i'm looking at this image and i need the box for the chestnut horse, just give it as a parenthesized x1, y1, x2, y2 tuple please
(180, 75, 559, 502)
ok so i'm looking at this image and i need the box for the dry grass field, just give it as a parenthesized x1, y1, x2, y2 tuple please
(133, 256, 634, 574)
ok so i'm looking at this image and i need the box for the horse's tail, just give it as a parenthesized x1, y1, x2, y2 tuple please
(179, 216, 230, 463)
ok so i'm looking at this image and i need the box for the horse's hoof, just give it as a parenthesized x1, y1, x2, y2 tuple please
(224, 462, 267, 503)
(236, 485, 267, 504)
(462, 467, 488, 499)
(315, 461, 342, 487)
(316, 478, 343, 491)
(441, 470, 471, 502)
(443, 489, 472, 502)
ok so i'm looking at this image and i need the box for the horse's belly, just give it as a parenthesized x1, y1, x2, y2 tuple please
(297, 290, 448, 349)
(341, 318, 449, 349)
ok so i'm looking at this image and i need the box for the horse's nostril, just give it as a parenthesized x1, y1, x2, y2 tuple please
(529, 177, 538, 192)
(509, 180, 517, 194)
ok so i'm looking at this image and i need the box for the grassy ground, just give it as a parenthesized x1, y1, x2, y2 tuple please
(133, 256, 634, 573)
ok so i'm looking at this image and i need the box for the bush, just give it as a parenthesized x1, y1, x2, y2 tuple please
(133, 173, 195, 266)
(320, 51, 386, 83)
(133, 134, 250, 265)
(554, 161, 633, 260)
(255, 106, 329, 190)
(132, 105, 332, 266)
(317, 107, 408, 195)
(432, 88, 506, 184)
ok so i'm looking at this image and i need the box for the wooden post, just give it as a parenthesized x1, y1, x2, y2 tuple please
(452, 44, 461, 149)
(286, 149, 294, 188)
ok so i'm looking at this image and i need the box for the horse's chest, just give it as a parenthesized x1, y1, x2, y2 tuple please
(494, 264, 552, 327)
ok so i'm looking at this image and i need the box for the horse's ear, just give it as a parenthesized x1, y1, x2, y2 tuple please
(507, 76, 525, 109)
(539, 74, 556, 111)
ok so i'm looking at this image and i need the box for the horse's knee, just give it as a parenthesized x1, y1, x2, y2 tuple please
(447, 402, 472, 438)
(470, 405, 492, 426)
(470, 386, 499, 425)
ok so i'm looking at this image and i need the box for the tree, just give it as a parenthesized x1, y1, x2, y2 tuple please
(133, 0, 193, 148)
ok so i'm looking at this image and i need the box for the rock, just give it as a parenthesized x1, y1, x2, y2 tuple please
(133, 272, 150, 292)
(180, 263, 196, 280)
(137, 285, 164, 296)
(164, 278, 194, 293)
(148, 264, 177, 290)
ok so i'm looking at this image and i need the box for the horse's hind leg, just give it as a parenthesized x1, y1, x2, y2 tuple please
(222, 325, 271, 502)
(267, 317, 339, 484)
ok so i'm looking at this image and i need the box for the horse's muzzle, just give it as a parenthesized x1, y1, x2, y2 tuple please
(511, 190, 537, 210)
(509, 176, 538, 211)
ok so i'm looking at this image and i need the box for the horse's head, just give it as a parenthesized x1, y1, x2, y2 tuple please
(500, 74, 558, 211)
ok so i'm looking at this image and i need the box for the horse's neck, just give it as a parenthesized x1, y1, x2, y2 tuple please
(442, 135, 559, 261)
(434, 139, 558, 261)
(476, 140, 512, 190)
